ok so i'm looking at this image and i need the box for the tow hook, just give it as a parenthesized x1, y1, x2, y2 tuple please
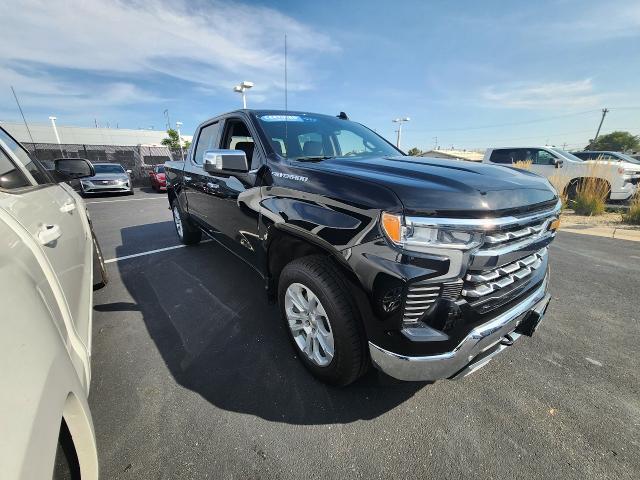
(500, 333, 515, 346)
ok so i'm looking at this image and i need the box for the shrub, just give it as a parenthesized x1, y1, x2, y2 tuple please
(622, 195, 640, 225)
(573, 177, 609, 216)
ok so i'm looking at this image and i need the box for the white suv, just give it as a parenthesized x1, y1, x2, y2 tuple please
(0, 127, 107, 479)
(483, 146, 640, 201)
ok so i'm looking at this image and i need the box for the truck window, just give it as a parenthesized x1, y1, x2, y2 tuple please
(220, 119, 257, 169)
(534, 150, 557, 165)
(0, 128, 52, 185)
(0, 148, 31, 190)
(489, 149, 515, 164)
(193, 122, 221, 164)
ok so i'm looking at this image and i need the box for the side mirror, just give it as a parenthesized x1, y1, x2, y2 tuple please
(203, 149, 248, 173)
(126, 169, 132, 174)
(54, 158, 95, 179)
(554, 159, 563, 169)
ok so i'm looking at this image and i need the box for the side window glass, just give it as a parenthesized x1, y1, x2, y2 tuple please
(489, 149, 515, 164)
(221, 119, 259, 169)
(0, 128, 51, 185)
(535, 150, 556, 165)
(0, 148, 31, 190)
(193, 122, 221, 164)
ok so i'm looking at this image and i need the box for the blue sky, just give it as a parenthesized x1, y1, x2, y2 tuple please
(0, 0, 638, 150)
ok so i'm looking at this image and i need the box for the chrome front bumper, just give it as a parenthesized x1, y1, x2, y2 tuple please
(369, 278, 551, 381)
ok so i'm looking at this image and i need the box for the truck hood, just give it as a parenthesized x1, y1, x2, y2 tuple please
(305, 156, 557, 216)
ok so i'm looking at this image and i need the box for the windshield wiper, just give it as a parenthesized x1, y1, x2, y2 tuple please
(294, 156, 335, 162)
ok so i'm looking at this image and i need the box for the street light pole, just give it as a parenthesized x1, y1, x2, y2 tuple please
(176, 121, 184, 161)
(233, 81, 254, 108)
(392, 117, 410, 149)
(48, 116, 63, 156)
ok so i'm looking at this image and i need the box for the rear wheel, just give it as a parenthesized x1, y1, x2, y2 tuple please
(172, 201, 202, 245)
(278, 256, 368, 386)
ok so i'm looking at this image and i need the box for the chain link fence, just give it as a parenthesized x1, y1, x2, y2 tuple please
(23, 143, 184, 186)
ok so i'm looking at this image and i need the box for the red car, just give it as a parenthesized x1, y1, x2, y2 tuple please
(149, 165, 167, 191)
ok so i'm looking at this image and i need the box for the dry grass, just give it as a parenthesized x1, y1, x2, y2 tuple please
(622, 194, 640, 225)
(513, 159, 532, 170)
(572, 163, 615, 216)
(548, 170, 571, 210)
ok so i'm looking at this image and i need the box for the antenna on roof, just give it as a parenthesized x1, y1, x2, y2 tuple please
(10, 86, 39, 159)
(284, 33, 288, 159)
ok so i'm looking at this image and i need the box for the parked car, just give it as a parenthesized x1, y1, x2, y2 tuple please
(165, 110, 559, 386)
(571, 150, 640, 165)
(149, 164, 167, 191)
(483, 146, 640, 201)
(79, 162, 133, 196)
(0, 126, 107, 479)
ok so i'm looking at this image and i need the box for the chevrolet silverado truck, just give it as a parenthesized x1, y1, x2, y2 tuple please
(165, 110, 560, 386)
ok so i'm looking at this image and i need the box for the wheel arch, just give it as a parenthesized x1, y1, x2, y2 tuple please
(60, 391, 99, 480)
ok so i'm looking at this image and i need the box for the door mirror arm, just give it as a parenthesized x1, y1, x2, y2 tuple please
(554, 159, 563, 169)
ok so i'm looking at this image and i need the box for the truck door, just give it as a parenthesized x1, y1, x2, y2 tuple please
(183, 120, 222, 225)
(0, 131, 92, 386)
(530, 148, 560, 179)
(200, 116, 263, 269)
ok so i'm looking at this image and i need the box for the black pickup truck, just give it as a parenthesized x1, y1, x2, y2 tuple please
(165, 110, 560, 386)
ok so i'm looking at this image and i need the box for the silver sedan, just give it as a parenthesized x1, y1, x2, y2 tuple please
(80, 162, 134, 195)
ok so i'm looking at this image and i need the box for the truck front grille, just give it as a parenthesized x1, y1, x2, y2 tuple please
(463, 248, 547, 298)
(482, 217, 551, 248)
(402, 280, 463, 324)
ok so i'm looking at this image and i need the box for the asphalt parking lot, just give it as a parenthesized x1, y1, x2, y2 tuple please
(87, 188, 640, 480)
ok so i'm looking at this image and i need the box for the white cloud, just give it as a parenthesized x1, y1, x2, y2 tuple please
(481, 79, 608, 109)
(0, 0, 338, 114)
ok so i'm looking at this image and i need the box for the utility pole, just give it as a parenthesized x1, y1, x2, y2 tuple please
(163, 109, 171, 130)
(433, 136, 438, 149)
(590, 108, 609, 148)
(392, 117, 410, 149)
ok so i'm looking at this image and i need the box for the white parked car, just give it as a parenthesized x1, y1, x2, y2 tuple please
(483, 146, 640, 201)
(0, 126, 106, 479)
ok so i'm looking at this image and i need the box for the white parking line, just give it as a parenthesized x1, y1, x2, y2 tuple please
(86, 197, 166, 205)
(104, 240, 211, 264)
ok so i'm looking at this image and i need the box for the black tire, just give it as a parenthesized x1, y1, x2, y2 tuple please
(53, 420, 81, 480)
(278, 255, 368, 386)
(171, 200, 202, 245)
(92, 229, 108, 290)
(127, 189, 134, 195)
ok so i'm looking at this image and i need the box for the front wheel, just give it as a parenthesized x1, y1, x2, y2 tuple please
(172, 201, 202, 245)
(278, 256, 368, 386)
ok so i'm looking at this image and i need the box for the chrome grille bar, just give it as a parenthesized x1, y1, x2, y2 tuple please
(463, 248, 547, 299)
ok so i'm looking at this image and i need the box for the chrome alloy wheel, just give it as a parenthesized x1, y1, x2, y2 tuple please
(172, 205, 183, 238)
(285, 282, 335, 366)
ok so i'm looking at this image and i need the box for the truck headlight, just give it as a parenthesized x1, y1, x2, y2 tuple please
(381, 212, 484, 251)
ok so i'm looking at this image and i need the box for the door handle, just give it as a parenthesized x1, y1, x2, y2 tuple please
(184, 176, 192, 181)
(37, 224, 62, 245)
(60, 199, 76, 213)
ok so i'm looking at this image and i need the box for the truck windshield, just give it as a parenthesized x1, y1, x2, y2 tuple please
(549, 148, 585, 162)
(256, 113, 400, 161)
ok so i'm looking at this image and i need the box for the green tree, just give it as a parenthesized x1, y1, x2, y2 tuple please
(589, 131, 639, 151)
(407, 147, 423, 156)
(161, 128, 183, 149)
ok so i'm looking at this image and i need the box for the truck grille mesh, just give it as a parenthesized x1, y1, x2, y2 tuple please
(402, 280, 463, 324)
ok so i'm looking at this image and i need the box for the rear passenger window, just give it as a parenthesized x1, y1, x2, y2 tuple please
(0, 148, 31, 190)
(193, 122, 221, 164)
(489, 149, 515, 164)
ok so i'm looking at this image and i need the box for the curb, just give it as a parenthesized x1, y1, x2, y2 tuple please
(560, 224, 640, 242)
